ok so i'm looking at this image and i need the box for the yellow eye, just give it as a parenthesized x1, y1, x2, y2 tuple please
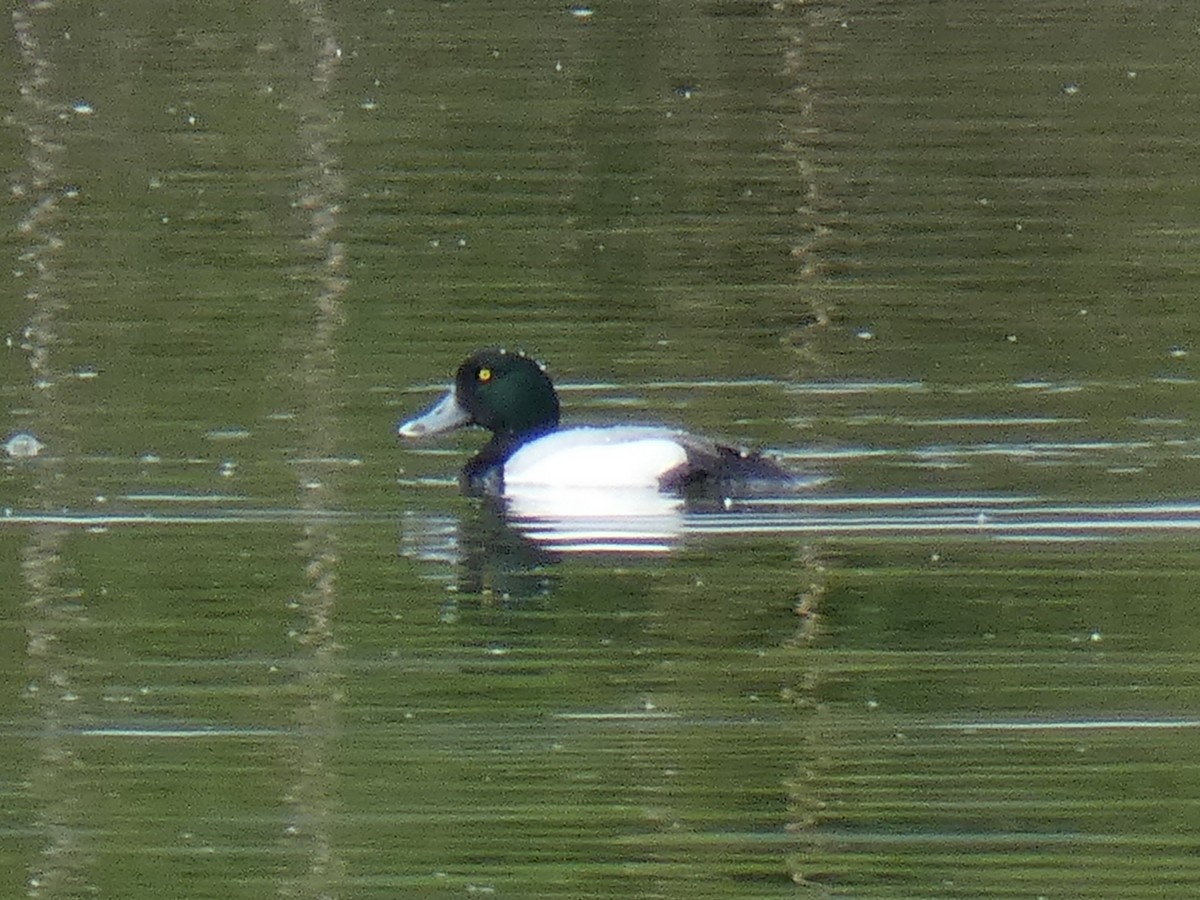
(477, 367, 492, 383)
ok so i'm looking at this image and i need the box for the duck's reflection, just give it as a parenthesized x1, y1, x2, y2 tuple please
(400, 476, 832, 598)
(455, 496, 564, 598)
(400, 486, 691, 598)
(502, 485, 686, 553)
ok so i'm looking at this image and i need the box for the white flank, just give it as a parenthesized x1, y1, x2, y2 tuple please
(504, 427, 688, 489)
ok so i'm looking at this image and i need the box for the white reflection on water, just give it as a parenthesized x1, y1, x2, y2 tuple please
(504, 485, 685, 554)
(74, 726, 292, 738)
(10, 493, 1200, 603)
(684, 499, 1200, 539)
(934, 719, 1200, 731)
(500, 495, 1200, 554)
(7, 498, 1200, 546)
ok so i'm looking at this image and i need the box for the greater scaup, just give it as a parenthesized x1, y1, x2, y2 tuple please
(397, 348, 794, 495)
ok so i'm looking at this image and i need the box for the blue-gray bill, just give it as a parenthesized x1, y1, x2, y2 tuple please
(397, 388, 470, 438)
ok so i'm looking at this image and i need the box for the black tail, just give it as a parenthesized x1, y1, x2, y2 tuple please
(661, 443, 794, 493)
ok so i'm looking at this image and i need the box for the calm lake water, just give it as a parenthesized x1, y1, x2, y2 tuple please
(4, 1, 1200, 897)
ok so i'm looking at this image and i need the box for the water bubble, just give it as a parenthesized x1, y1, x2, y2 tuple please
(4, 432, 44, 458)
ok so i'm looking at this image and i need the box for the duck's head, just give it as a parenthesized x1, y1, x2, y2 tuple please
(397, 348, 561, 442)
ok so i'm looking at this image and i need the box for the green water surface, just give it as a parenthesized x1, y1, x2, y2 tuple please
(3, 1, 1200, 898)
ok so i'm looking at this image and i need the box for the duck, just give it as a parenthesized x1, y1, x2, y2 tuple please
(396, 348, 795, 496)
